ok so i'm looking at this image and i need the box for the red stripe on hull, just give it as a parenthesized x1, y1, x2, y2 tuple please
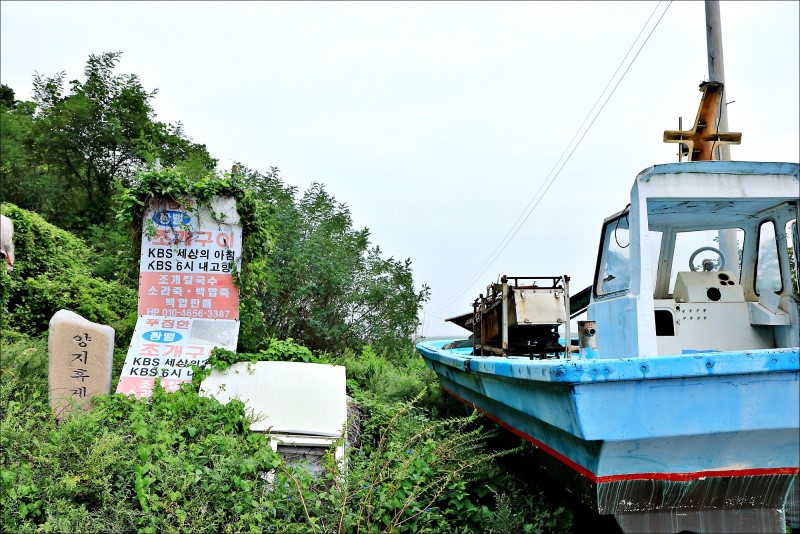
(441, 385, 799, 484)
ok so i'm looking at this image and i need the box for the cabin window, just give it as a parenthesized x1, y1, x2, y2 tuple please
(654, 309, 675, 336)
(668, 228, 744, 295)
(596, 212, 631, 295)
(756, 220, 782, 295)
(649, 230, 663, 288)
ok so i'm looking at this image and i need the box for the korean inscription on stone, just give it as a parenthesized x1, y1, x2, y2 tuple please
(48, 310, 114, 419)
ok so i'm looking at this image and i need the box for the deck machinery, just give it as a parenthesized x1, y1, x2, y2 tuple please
(446, 276, 571, 357)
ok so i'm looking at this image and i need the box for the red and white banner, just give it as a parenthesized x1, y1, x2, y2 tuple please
(117, 196, 242, 398)
(138, 272, 238, 319)
(116, 315, 240, 398)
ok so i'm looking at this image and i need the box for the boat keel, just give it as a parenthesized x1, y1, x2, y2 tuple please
(603, 475, 792, 533)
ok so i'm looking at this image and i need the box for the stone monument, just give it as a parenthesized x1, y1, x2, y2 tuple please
(48, 309, 114, 420)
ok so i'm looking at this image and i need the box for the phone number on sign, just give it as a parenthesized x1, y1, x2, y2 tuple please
(149, 309, 232, 319)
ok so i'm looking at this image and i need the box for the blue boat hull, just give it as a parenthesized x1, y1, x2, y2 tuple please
(417, 339, 800, 533)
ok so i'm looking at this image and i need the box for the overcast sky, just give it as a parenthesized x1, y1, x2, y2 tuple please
(2, 1, 798, 336)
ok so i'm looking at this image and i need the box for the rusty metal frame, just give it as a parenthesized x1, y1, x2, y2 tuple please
(663, 81, 742, 161)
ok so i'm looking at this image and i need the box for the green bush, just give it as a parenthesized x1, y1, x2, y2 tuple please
(0, 203, 91, 278)
(0, 204, 136, 343)
(82, 219, 141, 286)
(278, 391, 572, 533)
(0, 331, 48, 405)
(1, 330, 572, 533)
(0, 336, 284, 532)
(338, 344, 442, 406)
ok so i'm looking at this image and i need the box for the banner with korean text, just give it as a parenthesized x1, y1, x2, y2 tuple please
(116, 196, 242, 398)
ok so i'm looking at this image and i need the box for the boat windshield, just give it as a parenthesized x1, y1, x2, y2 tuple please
(596, 212, 631, 296)
(789, 219, 800, 296)
(756, 220, 783, 295)
(668, 228, 744, 295)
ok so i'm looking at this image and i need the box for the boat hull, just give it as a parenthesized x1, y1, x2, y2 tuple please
(417, 340, 800, 533)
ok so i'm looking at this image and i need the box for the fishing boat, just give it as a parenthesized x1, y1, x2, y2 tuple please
(416, 72, 800, 534)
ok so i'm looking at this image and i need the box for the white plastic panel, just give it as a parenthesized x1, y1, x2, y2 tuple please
(677, 302, 774, 351)
(673, 271, 744, 303)
(200, 361, 347, 437)
(748, 302, 791, 326)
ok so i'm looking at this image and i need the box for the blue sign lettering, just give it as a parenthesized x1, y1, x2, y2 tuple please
(152, 210, 191, 227)
(142, 330, 183, 343)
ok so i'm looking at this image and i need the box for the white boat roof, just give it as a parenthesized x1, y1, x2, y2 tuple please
(631, 161, 799, 229)
(200, 361, 347, 437)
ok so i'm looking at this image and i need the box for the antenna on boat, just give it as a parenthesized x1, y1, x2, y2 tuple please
(676, 117, 688, 162)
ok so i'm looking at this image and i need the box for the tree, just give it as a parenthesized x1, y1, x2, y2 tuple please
(0, 84, 15, 108)
(28, 51, 215, 227)
(350, 246, 430, 353)
(235, 166, 429, 353)
(0, 87, 51, 215)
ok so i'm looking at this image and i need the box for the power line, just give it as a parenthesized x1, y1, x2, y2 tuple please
(430, 1, 673, 313)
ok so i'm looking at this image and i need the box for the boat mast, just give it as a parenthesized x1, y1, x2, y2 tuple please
(706, 0, 740, 277)
(705, 1, 731, 161)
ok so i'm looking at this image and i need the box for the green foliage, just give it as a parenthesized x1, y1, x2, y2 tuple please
(0, 96, 50, 216)
(338, 344, 442, 406)
(485, 486, 571, 534)
(0, 84, 14, 108)
(0, 332, 48, 402)
(0, 203, 135, 342)
(1, 337, 285, 532)
(235, 165, 430, 354)
(351, 247, 431, 353)
(0, 54, 573, 533)
(270, 391, 572, 534)
(257, 338, 317, 363)
(1, 332, 572, 533)
(119, 168, 240, 208)
(326, 393, 503, 533)
(81, 218, 141, 286)
(191, 339, 321, 384)
(1, 53, 215, 231)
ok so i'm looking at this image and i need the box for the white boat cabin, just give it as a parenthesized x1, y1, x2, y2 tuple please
(588, 161, 799, 358)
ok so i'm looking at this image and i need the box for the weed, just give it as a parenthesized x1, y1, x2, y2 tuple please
(1, 332, 572, 533)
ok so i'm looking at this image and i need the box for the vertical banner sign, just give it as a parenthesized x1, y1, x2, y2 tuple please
(116, 196, 243, 398)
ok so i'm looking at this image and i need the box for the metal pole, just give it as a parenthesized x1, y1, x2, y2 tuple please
(563, 275, 571, 359)
(706, 0, 740, 277)
(479, 294, 485, 356)
(501, 276, 509, 356)
(472, 299, 478, 355)
(706, 1, 730, 160)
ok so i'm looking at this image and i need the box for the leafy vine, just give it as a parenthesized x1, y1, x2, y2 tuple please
(114, 168, 275, 287)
